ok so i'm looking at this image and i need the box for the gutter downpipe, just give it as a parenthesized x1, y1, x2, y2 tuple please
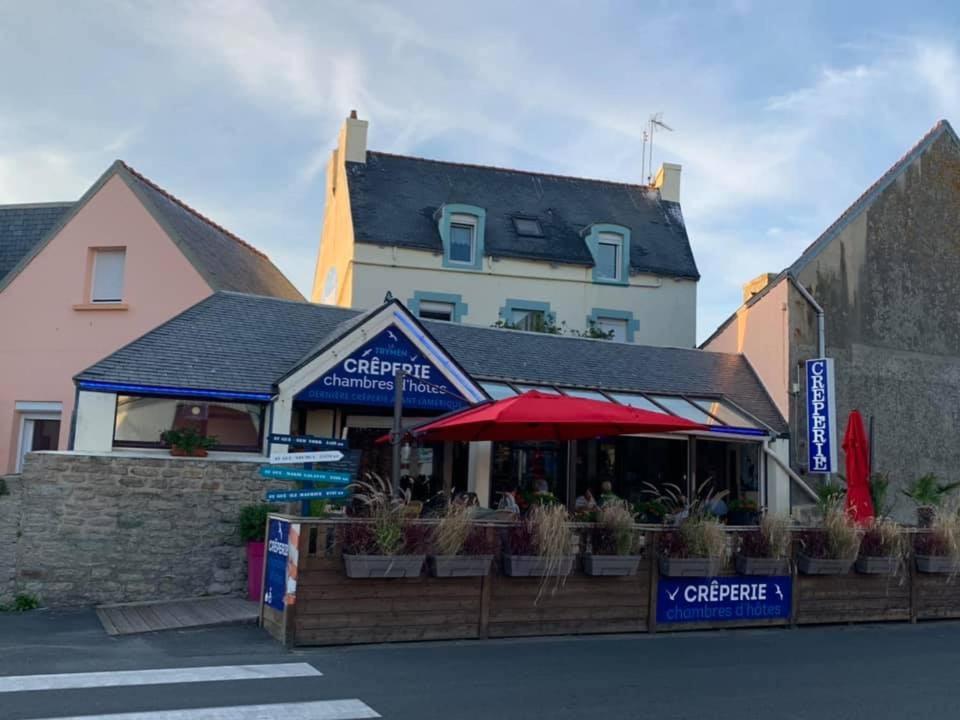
(763, 435, 819, 504)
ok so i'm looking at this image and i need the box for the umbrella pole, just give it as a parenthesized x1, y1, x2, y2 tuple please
(392, 369, 405, 493)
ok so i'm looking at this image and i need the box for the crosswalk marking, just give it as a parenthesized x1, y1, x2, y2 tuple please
(0, 663, 321, 694)
(33, 699, 381, 720)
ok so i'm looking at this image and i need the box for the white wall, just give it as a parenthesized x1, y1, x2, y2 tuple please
(765, 437, 792, 515)
(351, 245, 697, 348)
(73, 391, 117, 452)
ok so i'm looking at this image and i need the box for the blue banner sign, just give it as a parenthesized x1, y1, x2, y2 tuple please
(264, 518, 289, 611)
(266, 488, 350, 502)
(294, 326, 469, 411)
(806, 358, 838, 473)
(268, 434, 347, 450)
(657, 576, 791, 625)
(259, 467, 352, 484)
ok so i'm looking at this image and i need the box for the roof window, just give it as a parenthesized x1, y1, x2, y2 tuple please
(513, 217, 543, 237)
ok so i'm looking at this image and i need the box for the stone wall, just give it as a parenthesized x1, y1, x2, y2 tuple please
(11, 452, 285, 607)
(0, 475, 22, 604)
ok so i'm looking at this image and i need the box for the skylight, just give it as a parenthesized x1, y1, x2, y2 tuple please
(513, 217, 543, 237)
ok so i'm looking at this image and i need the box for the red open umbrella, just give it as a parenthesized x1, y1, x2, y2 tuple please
(392, 390, 705, 443)
(843, 409, 874, 524)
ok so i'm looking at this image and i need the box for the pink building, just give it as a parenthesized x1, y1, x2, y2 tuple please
(0, 160, 302, 474)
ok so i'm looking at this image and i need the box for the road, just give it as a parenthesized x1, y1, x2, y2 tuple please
(2, 608, 959, 719)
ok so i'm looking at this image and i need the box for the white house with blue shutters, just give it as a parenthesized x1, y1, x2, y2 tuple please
(312, 112, 698, 347)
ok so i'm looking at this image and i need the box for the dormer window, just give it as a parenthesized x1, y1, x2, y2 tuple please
(449, 215, 477, 264)
(583, 223, 631, 285)
(595, 234, 622, 281)
(436, 204, 486, 271)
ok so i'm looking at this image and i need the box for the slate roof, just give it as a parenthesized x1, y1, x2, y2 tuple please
(702, 119, 959, 348)
(347, 152, 700, 280)
(0, 161, 303, 301)
(77, 292, 785, 433)
(0, 203, 73, 286)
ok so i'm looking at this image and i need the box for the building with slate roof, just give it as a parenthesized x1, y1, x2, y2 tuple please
(703, 119, 960, 516)
(312, 112, 698, 347)
(73, 291, 796, 514)
(0, 161, 302, 474)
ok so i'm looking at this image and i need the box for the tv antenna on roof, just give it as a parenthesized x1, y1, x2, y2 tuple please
(647, 112, 673, 184)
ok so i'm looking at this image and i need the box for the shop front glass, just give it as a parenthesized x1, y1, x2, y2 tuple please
(490, 441, 567, 510)
(694, 439, 761, 523)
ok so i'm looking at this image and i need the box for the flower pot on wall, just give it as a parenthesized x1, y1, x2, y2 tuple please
(658, 557, 721, 577)
(246, 541, 265, 602)
(428, 555, 493, 578)
(170, 447, 208, 458)
(735, 555, 790, 576)
(915, 555, 959, 574)
(582, 555, 642, 577)
(343, 554, 425, 578)
(855, 556, 900, 575)
(797, 554, 854, 575)
(501, 554, 574, 577)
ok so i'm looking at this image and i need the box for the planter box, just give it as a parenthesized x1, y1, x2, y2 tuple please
(915, 554, 960, 574)
(343, 554, 425, 578)
(582, 554, 642, 577)
(855, 556, 900, 575)
(501, 554, 574, 577)
(797, 554, 854, 575)
(246, 541, 265, 601)
(735, 555, 790, 576)
(658, 557, 721, 577)
(428, 555, 493, 578)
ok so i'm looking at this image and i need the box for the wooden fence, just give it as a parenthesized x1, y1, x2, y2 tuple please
(261, 518, 960, 647)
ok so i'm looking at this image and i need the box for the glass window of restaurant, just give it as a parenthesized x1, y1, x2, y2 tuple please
(574, 436, 688, 510)
(114, 395, 264, 451)
(491, 441, 568, 508)
(694, 438, 761, 514)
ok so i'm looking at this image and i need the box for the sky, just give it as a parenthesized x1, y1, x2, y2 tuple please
(3, 0, 960, 343)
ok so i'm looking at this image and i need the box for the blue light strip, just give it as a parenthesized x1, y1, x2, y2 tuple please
(707, 426, 770, 438)
(392, 310, 486, 402)
(77, 380, 273, 402)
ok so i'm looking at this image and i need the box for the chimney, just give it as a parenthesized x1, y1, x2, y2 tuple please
(653, 162, 681, 203)
(338, 109, 368, 164)
(742, 272, 779, 302)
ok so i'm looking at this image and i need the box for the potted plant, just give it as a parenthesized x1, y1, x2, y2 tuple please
(427, 503, 497, 577)
(901, 474, 960, 527)
(855, 519, 904, 575)
(583, 502, 642, 576)
(658, 516, 728, 577)
(160, 427, 217, 457)
(502, 504, 575, 577)
(238, 503, 278, 601)
(914, 508, 960, 574)
(339, 474, 430, 578)
(726, 498, 760, 526)
(797, 503, 859, 575)
(735, 514, 792, 575)
(634, 499, 668, 525)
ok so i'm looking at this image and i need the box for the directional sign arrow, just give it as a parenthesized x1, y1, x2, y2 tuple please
(268, 434, 347, 450)
(268, 450, 344, 465)
(266, 488, 350, 502)
(259, 467, 352, 484)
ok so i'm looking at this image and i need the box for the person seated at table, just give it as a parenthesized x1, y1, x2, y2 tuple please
(497, 483, 521, 514)
(599, 480, 620, 506)
(575, 488, 598, 513)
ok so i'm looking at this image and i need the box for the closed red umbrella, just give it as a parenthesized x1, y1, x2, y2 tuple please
(843, 410, 874, 524)
(395, 390, 705, 443)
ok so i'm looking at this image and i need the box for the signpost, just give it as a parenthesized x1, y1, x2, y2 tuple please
(266, 488, 350, 502)
(805, 358, 838, 474)
(269, 450, 344, 465)
(259, 467, 351, 484)
(261, 433, 353, 514)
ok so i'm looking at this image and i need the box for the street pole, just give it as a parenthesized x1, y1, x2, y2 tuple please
(392, 369, 405, 492)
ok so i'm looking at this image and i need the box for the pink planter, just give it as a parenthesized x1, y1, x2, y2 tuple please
(247, 541, 266, 601)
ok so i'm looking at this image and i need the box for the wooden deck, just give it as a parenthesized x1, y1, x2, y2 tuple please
(97, 597, 258, 636)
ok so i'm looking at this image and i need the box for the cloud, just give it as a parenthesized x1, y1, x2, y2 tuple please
(0, 147, 89, 204)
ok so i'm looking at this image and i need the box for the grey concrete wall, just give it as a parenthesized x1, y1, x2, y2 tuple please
(11, 453, 285, 607)
(0, 475, 22, 604)
(791, 131, 960, 518)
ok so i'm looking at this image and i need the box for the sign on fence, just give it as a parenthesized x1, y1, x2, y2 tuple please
(656, 576, 792, 625)
(259, 467, 352, 484)
(805, 358, 838, 473)
(266, 488, 350, 502)
(264, 518, 299, 611)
